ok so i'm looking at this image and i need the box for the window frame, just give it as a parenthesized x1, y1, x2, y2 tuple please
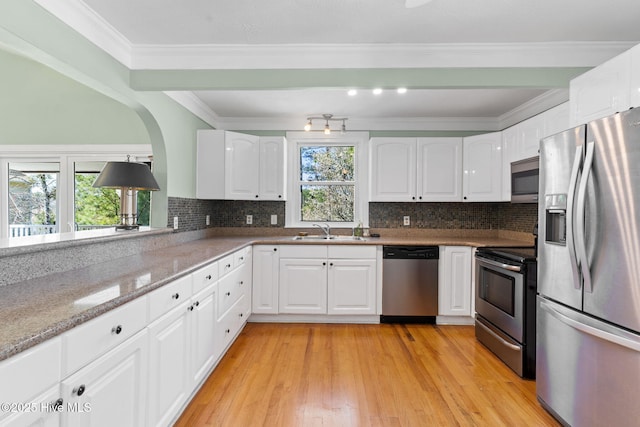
(0, 144, 152, 238)
(285, 131, 369, 229)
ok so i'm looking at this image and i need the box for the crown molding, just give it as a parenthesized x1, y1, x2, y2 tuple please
(130, 42, 637, 70)
(163, 91, 222, 129)
(498, 88, 570, 128)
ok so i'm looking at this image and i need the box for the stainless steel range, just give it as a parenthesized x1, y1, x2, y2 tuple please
(474, 246, 537, 379)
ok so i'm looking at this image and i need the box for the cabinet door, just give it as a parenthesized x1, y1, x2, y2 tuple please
(569, 50, 631, 127)
(252, 246, 280, 314)
(190, 284, 217, 389)
(369, 138, 416, 201)
(0, 386, 61, 427)
(147, 304, 191, 427)
(462, 133, 503, 202)
(225, 131, 260, 200)
(501, 126, 517, 202)
(60, 330, 148, 427)
(543, 102, 570, 138)
(516, 113, 545, 160)
(279, 259, 327, 314)
(416, 138, 462, 202)
(438, 246, 472, 316)
(327, 259, 376, 315)
(259, 137, 286, 200)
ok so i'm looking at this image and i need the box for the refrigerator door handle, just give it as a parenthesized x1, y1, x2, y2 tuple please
(540, 299, 640, 352)
(575, 141, 595, 293)
(566, 147, 583, 289)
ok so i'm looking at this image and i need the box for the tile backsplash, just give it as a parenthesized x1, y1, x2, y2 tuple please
(168, 197, 537, 234)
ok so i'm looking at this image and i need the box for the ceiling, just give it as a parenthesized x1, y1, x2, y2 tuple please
(35, 0, 640, 132)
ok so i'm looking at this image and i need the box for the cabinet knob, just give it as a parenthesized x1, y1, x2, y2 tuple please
(322, 262, 326, 266)
(278, 195, 282, 198)
(239, 313, 244, 318)
(239, 256, 244, 261)
(226, 292, 231, 296)
(226, 264, 231, 269)
(172, 293, 180, 300)
(52, 398, 64, 411)
(111, 325, 123, 335)
(73, 385, 86, 396)
(255, 195, 259, 198)
(225, 329, 230, 334)
(412, 196, 416, 200)
(188, 305, 194, 311)
(329, 262, 334, 266)
(273, 248, 277, 251)
(419, 196, 422, 200)
(239, 281, 244, 285)
(194, 301, 200, 307)
(206, 275, 212, 280)
(463, 196, 467, 200)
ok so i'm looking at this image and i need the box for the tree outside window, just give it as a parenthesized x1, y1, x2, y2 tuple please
(299, 146, 355, 222)
(9, 163, 59, 236)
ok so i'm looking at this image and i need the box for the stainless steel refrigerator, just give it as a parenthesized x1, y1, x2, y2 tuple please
(537, 107, 640, 426)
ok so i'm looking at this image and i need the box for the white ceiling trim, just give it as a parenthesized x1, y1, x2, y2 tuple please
(34, 0, 133, 67)
(163, 91, 222, 129)
(498, 89, 569, 129)
(130, 42, 635, 70)
(214, 116, 501, 132)
(32, 1, 636, 71)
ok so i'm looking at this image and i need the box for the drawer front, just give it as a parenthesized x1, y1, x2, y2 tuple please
(218, 269, 241, 318)
(234, 247, 251, 267)
(279, 245, 327, 258)
(193, 261, 218, 294)
(328, 245, 376, 259)
(219, 254, 235, 277)
(217, 296, 246, 352)
(62, 296, 147, 376)
(0, 338, 61, 409)
(148, 274, 193, 321)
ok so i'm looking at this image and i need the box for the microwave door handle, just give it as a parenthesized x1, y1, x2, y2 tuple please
(566, 146, 583, 289)
(575, 141, 595, 293)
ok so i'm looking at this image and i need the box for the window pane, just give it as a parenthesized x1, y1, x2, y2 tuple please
(74, 161, 151, 229)
(300, 146, 354, 182)
(301, 185, 354, 222)
(9, 162, 59, 237)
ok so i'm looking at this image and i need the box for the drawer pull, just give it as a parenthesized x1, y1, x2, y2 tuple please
(111, 325, 123, 335)
(73, 385, 86, 396)
(187, 305, 194, 312)
(51, 398, 64, 411)
(239, 281, 244, 285)
(172, 293, 180, 300)
(226, 292, 231, 296)
(239, 313, 243, 318)
(273, 248, 277, 251)
(225, 263, 231, 269)
(239, 256, 244, 261)
(225, 329, 230, 334)
(194, 301, 200, 307)
(206, 275, 212, 280)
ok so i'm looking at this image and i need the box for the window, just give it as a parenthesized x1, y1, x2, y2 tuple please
(0, 145, 153, 238)
(286, 132, 369, 228)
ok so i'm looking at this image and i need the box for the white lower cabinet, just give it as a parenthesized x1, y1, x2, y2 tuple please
(0, 385, 62, 427)
(327, 259, 377, 315)
(147, 301, 191, 427)
(438, 246, 473, 322)
(190, 284, 218, 388)
(60, 330, 148, 427)
(252, 246, 280, 314)
(279, 258, 327, 314)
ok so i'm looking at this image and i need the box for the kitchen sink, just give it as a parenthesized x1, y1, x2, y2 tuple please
(291, 235, 367, 241)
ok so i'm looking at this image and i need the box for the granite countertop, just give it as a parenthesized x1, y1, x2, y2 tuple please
(0, 234, 531, 362)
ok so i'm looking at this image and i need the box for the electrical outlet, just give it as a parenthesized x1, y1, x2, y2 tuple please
(173, 216, 179, 230)
(205, 215, 210, 226)
(246, 215, 253, 225)
(271, 214, 278, 225)
(403, 216, 410, 226)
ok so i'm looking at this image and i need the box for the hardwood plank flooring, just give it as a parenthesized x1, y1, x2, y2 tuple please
(175, 323, 559, 427)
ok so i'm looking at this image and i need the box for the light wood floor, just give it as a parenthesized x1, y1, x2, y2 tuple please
(176, 323, 560, 427)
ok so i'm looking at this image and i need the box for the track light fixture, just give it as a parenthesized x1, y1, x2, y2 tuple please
(304, 114, 348, 134)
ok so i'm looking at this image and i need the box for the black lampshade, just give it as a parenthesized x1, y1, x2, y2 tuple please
(93, 161, 160, 191)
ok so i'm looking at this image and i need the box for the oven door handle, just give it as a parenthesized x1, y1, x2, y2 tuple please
(476, 257, 522, 272)
(476, 319, 522, 351)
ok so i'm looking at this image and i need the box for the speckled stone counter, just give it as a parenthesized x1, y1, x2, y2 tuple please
(0, 233, 532, 362)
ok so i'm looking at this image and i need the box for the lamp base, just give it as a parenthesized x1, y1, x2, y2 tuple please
(115, 224, 140, 231)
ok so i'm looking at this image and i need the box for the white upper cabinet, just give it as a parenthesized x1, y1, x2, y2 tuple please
(258, 137, 286, 201)
(515, 112, 545, 160)
(462, 132, 503, 202)
(196, 130, 286, 200)
(416, 138, 463, 202)
(370, 137, 462, 202)
(225, 132, 260, 200)
(542, 102, 570, 137)
(570, 49, 632, 127)
(370, 138, 416, 202)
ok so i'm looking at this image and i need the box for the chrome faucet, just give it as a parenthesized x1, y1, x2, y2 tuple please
(312, 223, 331, 239)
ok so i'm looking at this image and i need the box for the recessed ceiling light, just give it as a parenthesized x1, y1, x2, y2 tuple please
(397, 87, 407, 94)
(347, 89, 357, 96)
(372, 88, 383, 95)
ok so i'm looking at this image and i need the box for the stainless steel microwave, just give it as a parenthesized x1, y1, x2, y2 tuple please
(511, 156, 539, 203)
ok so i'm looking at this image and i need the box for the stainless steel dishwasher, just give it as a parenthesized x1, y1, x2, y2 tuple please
(381, 246, 439, 323)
